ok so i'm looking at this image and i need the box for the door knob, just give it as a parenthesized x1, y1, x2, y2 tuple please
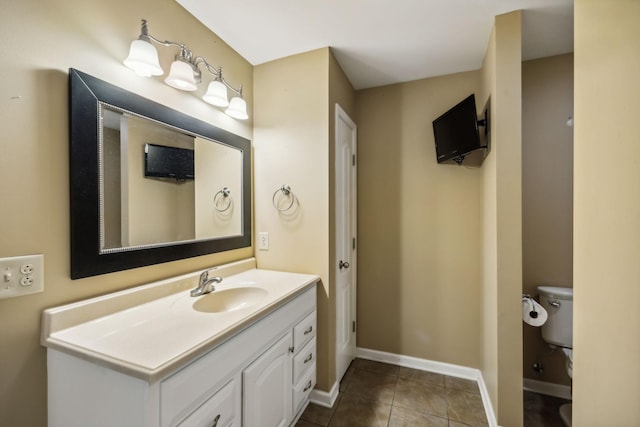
(339, 260, 350, 270)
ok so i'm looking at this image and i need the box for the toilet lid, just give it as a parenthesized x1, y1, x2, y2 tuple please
(538, 286, 573, 299)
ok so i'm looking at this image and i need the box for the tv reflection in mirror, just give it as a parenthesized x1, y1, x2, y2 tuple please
(144, 143, 195, 183)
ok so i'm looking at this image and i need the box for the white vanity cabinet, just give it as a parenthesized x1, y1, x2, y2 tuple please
(45, 270, 317, 427)
(242, 310, 318, 427)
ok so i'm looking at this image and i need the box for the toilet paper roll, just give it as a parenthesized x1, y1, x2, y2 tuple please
(522, 296, 548, 327)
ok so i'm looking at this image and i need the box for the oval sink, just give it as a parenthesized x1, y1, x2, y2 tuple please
(193, 287, 268, 313)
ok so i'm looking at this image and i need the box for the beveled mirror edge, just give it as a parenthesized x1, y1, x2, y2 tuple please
(69, 68, 252, 280)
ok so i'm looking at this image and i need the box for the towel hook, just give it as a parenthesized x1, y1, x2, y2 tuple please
(272, 185, 295, 212)
(213, 187, 232, 212)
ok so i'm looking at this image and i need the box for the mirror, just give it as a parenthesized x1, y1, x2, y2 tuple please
(70, 69, 251, 279)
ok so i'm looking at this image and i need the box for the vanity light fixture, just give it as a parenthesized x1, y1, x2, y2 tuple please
(123, 19, 248, 120)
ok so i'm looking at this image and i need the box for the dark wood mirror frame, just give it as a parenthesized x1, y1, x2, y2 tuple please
(69, 68, 251, 279)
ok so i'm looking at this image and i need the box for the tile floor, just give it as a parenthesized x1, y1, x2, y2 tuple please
(296, 358, 489, 427)
(523, 390, 571, 427)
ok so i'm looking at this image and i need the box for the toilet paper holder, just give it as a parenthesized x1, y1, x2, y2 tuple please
(522, 294, 540, 318)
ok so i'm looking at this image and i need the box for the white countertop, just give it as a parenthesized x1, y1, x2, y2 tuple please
(42, 260, 319, 382)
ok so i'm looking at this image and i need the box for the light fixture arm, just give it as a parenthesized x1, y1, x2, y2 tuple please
(195, 57, 243, 97)
(137, 19, 185, 52)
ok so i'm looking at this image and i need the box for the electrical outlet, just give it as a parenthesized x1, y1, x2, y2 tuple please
(20, 264, 34, 275)
(0, 254, 44, 300)
(257, 232, 269, 250)
(20, 276, 34, 287)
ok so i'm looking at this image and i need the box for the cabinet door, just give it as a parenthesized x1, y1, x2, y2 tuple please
(243, 333, 292, 427)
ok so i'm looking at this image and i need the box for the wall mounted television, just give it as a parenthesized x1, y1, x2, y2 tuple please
(432, 94, 488, 165)
(144, 143, 194, 182)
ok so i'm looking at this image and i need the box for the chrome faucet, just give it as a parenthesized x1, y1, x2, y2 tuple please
(190, 270, 223, 297)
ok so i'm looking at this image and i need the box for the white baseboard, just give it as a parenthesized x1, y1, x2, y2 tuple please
(523, 378, 572, 400)
(356, 347, 499, 427)
(309, 380, 339, 408)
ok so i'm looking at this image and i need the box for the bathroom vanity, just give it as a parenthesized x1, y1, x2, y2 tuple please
(41, 258, 319, 427)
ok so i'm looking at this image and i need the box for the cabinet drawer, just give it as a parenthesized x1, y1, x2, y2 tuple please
(178, 378, 238, 427)
(292, 363, 316, 417)
(293, 311, 316, 350)
(293, 338, 315, 384)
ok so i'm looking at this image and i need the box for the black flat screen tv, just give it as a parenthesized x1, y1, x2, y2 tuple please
(144, 143, 194, 181)
(432, 94, 484, 164)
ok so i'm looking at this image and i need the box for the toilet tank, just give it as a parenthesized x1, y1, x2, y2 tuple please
(538, 286, 573, 348)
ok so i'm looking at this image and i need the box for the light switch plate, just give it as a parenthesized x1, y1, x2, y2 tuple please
(0, 254, 44, 300)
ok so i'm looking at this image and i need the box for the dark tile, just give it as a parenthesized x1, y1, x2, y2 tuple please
(328, 393, 391, 427)
(445, 376, 480, 394)
(448, 421, 472, 427)
(300, 401, 337, 426)
(339, 360, 358, 392)
(344, 368, 397, 404)
(446, 389, 489, 427)
(393, 377, 448, 418)
(357, 358, 400, 377)
(296, 420, 324, 427)
(523, 390, 571, 427)
(388, 405, 449, 427)
(398, 366, 446, 387)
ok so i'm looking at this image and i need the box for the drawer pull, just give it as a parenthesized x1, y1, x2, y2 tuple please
(210, 414, 221, 427)
(303, 380, 313, 392)
(289, 346, 295, 353)
(303, 326, 313, 335)
(304, 353, 313, 364)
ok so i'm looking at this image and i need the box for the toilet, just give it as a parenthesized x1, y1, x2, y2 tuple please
(538, 286, 573, 427)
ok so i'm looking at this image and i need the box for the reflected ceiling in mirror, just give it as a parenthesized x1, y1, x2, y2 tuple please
(70, 69, 251, 279)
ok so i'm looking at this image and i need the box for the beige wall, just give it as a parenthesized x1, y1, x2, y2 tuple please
(195, 139, 243, 239)
(478, 11, 523, 426)
(253, 47, 355, 393)
(0, 1, 253, 425)
(522, 53, 574, 386)
(355, 71, 484, 367)
(354, 16, 523, 426)
(125, 116, 195, 246)
(479, 21, 499, 413)
(573, 0, 640, 424)
(253, 48, 334, 389)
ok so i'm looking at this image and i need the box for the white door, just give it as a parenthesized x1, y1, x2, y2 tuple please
(335, 104, 357, 383)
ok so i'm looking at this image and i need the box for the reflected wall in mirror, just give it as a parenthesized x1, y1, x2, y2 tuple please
(70, 69, 251, 279)
(100, 107, 242, 251)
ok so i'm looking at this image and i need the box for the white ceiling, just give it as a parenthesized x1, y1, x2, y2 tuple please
(177, 0, 573, 90)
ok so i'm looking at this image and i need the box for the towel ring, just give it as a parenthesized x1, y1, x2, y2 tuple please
(214, 187, 232, 212)
(272, 185, 295, 212)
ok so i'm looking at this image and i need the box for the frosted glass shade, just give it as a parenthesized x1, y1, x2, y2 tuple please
(123, 39, 163, 77)
(203, 80, 229, 107)
(164, 60, 198, 91)
(225, 96, 248, 120)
